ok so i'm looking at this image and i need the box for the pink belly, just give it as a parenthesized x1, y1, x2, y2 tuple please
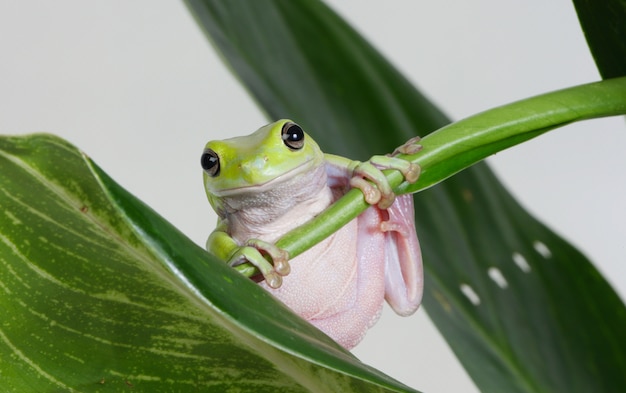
(259, 208, 387, 349)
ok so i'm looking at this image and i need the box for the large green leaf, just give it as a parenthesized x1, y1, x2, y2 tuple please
(184, 0, 626, 392)
(572, 0, 626, 79)
(0, 134, 417, 392)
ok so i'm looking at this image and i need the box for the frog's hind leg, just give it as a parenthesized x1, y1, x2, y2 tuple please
(380, 193, 423, 316)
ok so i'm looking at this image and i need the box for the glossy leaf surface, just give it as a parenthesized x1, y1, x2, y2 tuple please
(572, 0, 626, 79)
(0, 134, 417, 392)
(184, 1, 626, 392)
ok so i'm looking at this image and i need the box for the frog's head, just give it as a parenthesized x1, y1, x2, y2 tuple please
(202, 119, 325, 203)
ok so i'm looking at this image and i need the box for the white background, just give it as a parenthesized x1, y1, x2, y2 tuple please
(1, 1, 624, 392)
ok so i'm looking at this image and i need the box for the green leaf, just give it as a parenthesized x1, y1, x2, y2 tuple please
(0, 134, 418, 392)
(572, 0, 626, 79)
(184, 0, 626, 392)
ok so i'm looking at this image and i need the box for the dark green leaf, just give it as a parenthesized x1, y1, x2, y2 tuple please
(184, 0, 626, 392)
(0, 134, 418, 392)
(572, 0, 626, 78)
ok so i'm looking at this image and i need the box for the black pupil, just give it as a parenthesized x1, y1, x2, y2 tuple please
(284, 124, 304, 143)
(201, 153, 218, 170)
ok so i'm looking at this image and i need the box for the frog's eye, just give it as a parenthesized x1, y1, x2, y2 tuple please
(281, 122, 305, 150)
(201, 149, 220, 177)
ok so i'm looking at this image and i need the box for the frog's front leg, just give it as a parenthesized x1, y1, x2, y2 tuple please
(327, 137, 422, 209)
(207, 222, 289, 289)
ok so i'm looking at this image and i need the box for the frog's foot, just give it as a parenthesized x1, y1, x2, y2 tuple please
(387, 136, 422, 182)
(351, 153, 421, 209)
(391, 136, 422, 157)
(229, 239, 289, 289)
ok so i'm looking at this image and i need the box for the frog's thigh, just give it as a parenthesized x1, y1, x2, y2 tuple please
(309, 207, 387, 349)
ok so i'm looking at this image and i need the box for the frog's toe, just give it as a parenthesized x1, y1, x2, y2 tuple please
(392, 136, 422, 156)
(370, 155, 420, 183)
(272, 251, 291, 276)
(246, 238, 291, 278)
(250, 259, 283, 289)
(264, 272, 283, 289)
(377, 193, 395, 210)
(403, 163, 421, 183)
(350, 176, 382, 205)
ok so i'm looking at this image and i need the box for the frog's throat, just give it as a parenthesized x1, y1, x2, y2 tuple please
(218, 161, 328, 218)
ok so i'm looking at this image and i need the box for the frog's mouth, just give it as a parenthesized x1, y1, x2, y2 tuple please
(216, 158, 325, 197)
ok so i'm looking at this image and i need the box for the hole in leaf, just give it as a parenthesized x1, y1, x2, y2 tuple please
(460, 284, 480, 306)
(512, 252, 531, 273)
(487, 267, 508, 289)
(533, 240, 552, 259)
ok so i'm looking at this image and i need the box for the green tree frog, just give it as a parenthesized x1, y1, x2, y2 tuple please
(202, 119, 423, 349)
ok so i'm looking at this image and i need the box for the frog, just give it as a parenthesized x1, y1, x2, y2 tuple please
(201, 119, 423, 349)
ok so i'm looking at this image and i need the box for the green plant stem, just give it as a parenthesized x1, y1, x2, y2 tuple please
(235, 76, 626, 277)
